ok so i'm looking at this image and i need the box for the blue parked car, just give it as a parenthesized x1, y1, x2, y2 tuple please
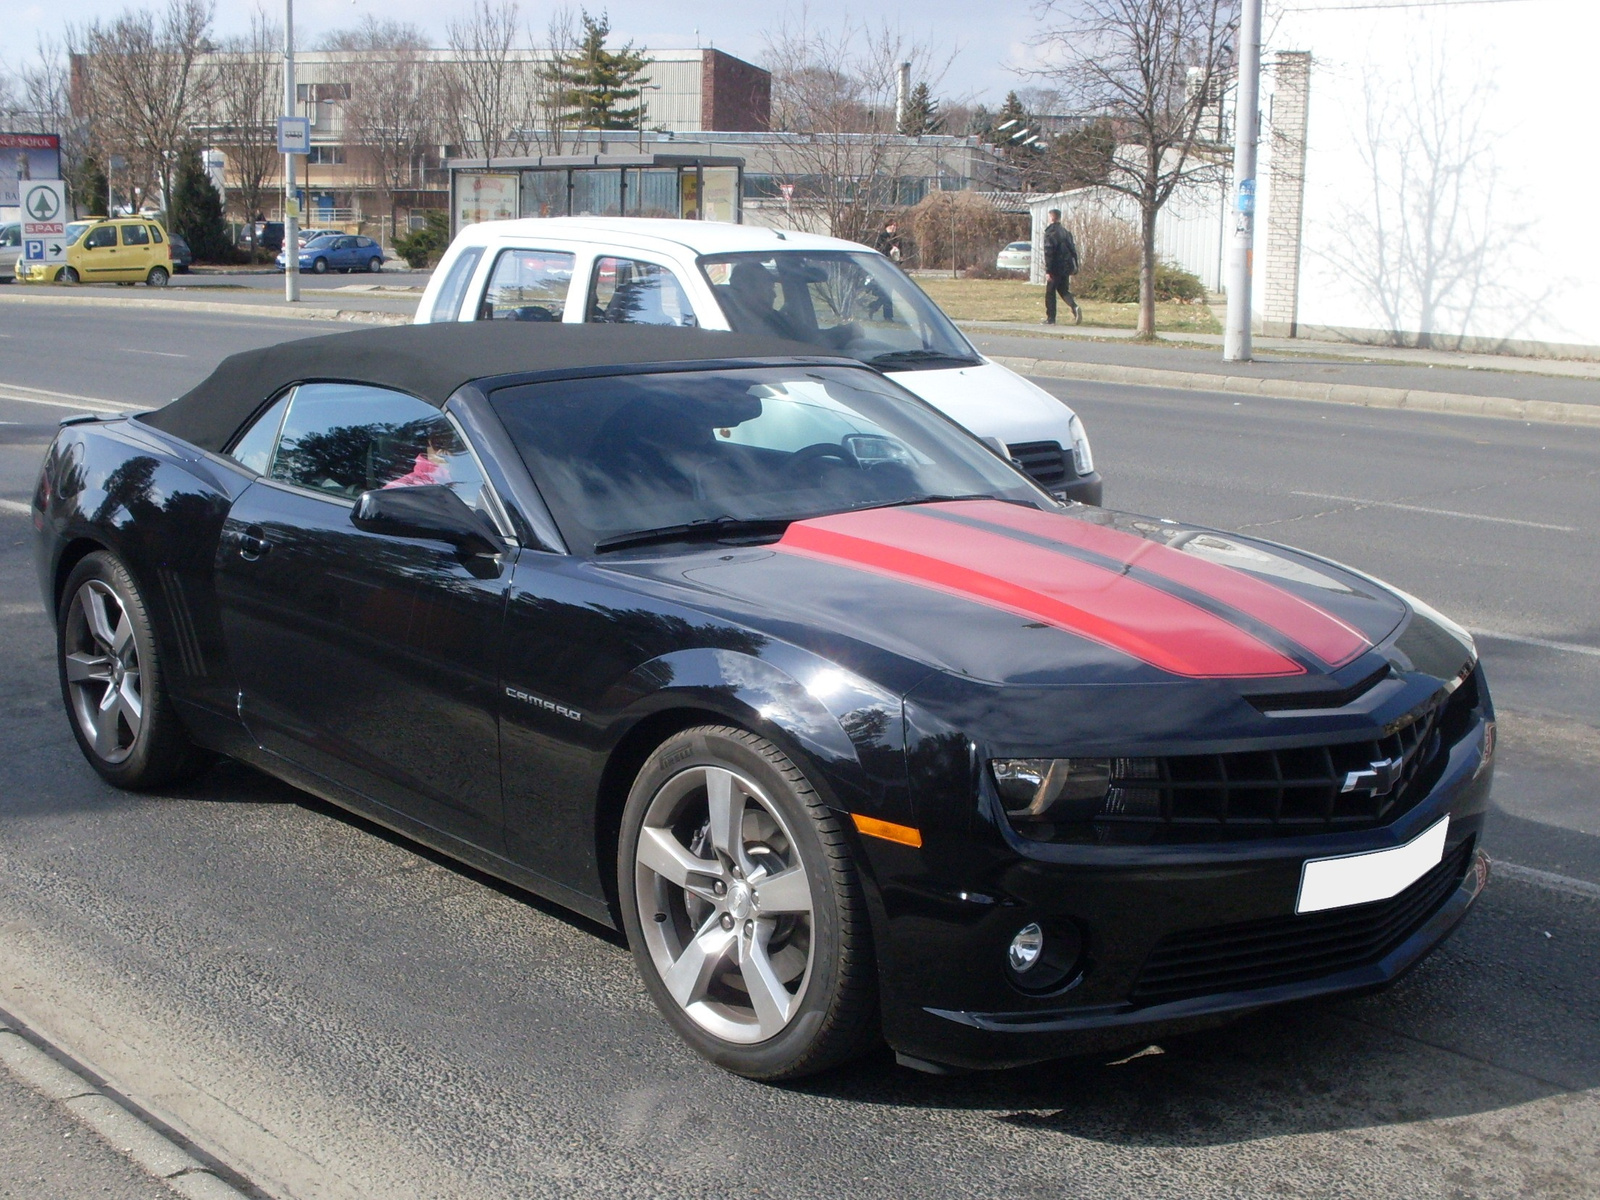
(276, 233, 385, 275)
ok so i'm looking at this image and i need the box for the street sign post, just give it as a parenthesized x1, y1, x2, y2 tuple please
(276, 116, 310, 155)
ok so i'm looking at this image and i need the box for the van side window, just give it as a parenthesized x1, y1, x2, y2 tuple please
(429, 245, 483, 322)
(149, 226, 164, 243)
(121, 224, 150, 246)
(479, 248, 575, 322)
(588, 257, 697, 327)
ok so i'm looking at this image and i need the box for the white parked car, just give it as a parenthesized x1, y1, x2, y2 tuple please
(415, 218, 1100, 502)
(0, 222, 21, 282)
(995, 241, 1031, 273)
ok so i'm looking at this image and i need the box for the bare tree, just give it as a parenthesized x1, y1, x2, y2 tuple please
(322, 19, 440, 234)
(71, 0, 216, 214)
(206, 9, 279, 252)
(445, 0, 520, 164)
(1032, 0, 1235, 337)
(1312, 52, 1545, 350)
(763, 14, 955, 243)
(526, 6, 579, 155)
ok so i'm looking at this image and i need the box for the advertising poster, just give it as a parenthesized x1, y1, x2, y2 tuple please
(1, 132, 62, 208)
(454, 173, 519, 228)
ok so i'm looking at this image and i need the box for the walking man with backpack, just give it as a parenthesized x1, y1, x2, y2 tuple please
(1041, 209, 1082, 325)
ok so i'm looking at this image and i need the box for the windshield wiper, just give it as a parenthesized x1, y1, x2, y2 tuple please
(866, 349, 982, 370)
(592, 516, 793, 554)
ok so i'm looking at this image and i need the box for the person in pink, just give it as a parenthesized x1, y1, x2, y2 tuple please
(384, 429, 453, 489)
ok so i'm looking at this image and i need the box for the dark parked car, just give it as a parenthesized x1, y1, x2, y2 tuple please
(276, 233, 384, 275)
(168, 232, 192, 274)
(32, 324, 1494, 1079)
(253, 221, 284, 254)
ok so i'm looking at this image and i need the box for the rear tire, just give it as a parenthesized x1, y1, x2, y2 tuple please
(367, 257, 382, 273)
(619, 725, 878, 1080)
(57, 552, 211, 790)
(146, 266, 169, 287)
(58, 266, 79, 284)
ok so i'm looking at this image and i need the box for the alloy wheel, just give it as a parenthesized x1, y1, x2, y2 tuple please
(63, 578, 144, 764)
(634, 764, 816, 1044)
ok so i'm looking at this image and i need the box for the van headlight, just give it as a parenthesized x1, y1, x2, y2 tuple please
(1068, 414, 1093, 476)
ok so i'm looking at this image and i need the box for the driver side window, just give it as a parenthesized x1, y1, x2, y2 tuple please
(244, 383, 490, 510)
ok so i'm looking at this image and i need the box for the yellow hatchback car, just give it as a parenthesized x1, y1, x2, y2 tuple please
(15, 216, 174, 286)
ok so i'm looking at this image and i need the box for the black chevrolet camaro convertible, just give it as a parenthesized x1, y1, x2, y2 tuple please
(31, 323, 1494, 1079)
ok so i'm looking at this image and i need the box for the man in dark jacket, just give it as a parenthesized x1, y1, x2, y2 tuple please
(1041, 209, 1081, 325)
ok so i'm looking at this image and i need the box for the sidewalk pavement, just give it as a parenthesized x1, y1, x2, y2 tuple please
(5, 285, 1598, 427)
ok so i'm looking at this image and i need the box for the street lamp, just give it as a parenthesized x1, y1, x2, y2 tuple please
(283, 0, 300, 302)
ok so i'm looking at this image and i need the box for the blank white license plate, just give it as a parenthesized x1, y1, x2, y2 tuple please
(1296, 817, 1450, 914)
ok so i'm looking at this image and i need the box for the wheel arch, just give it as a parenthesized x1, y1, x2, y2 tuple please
(51, 535, 114, 623)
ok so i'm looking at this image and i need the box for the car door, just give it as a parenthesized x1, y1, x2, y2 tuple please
(214, 382, 514, 851)
(331, 236, 355, 269)
(585, 255, 699, 327)
(119, 222, 154, 278)
(75, 223, 122, 280)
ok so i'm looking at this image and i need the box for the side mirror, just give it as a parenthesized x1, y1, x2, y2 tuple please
(351, 484, 505, 559)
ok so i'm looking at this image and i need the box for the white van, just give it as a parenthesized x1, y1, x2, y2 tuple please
(415, 218, 1100, 503)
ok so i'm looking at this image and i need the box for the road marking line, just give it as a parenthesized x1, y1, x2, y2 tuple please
(1291, 491, 1577, 532)
(1494, 861, 1600, 900)
(0, 383, 142, 414)
(0, 499, 32, 516)
(117, 347, 188, 358)
(0, 1022, 253, 1199)
(1470, 629, 1600, 659)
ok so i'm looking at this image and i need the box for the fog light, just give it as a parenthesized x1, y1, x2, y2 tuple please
(1008, 923, 1045, 972)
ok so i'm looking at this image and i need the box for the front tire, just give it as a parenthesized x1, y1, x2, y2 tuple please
(312, 257, 328, 274)
(57, 552, 210, 789)
(619, 726, 878, 1080)
(146, 266, 168, 287)
(58, 266, 80, 284)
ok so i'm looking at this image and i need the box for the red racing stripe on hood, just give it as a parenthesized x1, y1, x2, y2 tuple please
(777, 506, 1305, 679)
(947, 502, 1372, 668)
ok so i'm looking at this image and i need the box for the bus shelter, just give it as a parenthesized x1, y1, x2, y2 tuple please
(448, 154, 744, 235)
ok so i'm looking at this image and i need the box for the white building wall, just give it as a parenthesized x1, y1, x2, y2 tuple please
(1254, 0, 1598, 355)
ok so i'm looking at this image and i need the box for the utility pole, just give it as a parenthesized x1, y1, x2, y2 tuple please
(1222, 0, 1262, 361)
(283, 0, 300, 302)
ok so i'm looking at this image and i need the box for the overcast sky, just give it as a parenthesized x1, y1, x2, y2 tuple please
(11, 0, 1057, 106)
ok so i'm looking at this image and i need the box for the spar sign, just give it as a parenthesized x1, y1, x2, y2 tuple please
(21, 180, 68, 264)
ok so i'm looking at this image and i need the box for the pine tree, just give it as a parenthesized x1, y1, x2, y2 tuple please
(168, 144, 230, 262)
(557, 10, 651, 131)
(898, 82, 941, 136)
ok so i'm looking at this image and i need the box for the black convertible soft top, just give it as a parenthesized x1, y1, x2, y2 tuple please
(139, 321, 849, 454)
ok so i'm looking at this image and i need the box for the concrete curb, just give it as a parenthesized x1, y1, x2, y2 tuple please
(0, 289, 409, 326)
(0, 1016, 256, 1200)
(990, 355, 1600, 429)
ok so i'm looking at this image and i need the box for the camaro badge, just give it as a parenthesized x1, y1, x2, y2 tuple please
(1341, 755, 1403, 796)
(504, 686, 582, 721)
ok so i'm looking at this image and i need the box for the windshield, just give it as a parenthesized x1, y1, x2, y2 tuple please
(489, 366, 1048, 554)
(65, 222, 93, 246)
(699, 251, 980, 371)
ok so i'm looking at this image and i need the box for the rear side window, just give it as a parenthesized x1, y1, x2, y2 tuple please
(588, 257, 696, 327)
(149, 226, 164, 243)
(479, 247, 574, 321)
(84, 226, 117, 250)
(121, 224, 150, 246)
(429, 245, 483, 322)
(269, 382, 488, 508)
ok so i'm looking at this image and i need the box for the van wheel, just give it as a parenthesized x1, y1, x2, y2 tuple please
(146, 266, 169, 287)
(59, 267, 79, 284)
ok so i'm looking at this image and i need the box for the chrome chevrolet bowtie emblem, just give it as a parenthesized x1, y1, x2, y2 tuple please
(1342, 755, 1404, 796)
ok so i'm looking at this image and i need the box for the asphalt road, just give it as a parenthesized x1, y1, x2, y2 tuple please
(0, 303, 1597, 1198)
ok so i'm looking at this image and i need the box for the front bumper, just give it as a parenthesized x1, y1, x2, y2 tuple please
(1052, 471, 1102, 506)
(860, 710, 1494, 1071)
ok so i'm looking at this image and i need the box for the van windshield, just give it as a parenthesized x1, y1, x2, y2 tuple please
(65, 222, 93, 246)
(700, 250, 981, 372)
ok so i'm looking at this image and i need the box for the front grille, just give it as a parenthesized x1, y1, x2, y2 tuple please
(1007, 440, 1069, 488)
(1096, 674, 1482, 839)
(1131, 838, 1474, 1003)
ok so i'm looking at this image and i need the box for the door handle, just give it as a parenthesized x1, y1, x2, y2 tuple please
(239, 525, 272, 560)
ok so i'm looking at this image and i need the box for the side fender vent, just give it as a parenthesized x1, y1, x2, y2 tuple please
(155, 567, 206, 677)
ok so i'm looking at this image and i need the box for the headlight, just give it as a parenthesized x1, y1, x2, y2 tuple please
(991, 757, 1161, 826)
(1067, 414, 1094, 476)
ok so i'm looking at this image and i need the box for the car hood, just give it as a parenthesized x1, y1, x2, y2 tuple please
(883, 360, 1078, 449)
(597, 500, 1425, 699)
